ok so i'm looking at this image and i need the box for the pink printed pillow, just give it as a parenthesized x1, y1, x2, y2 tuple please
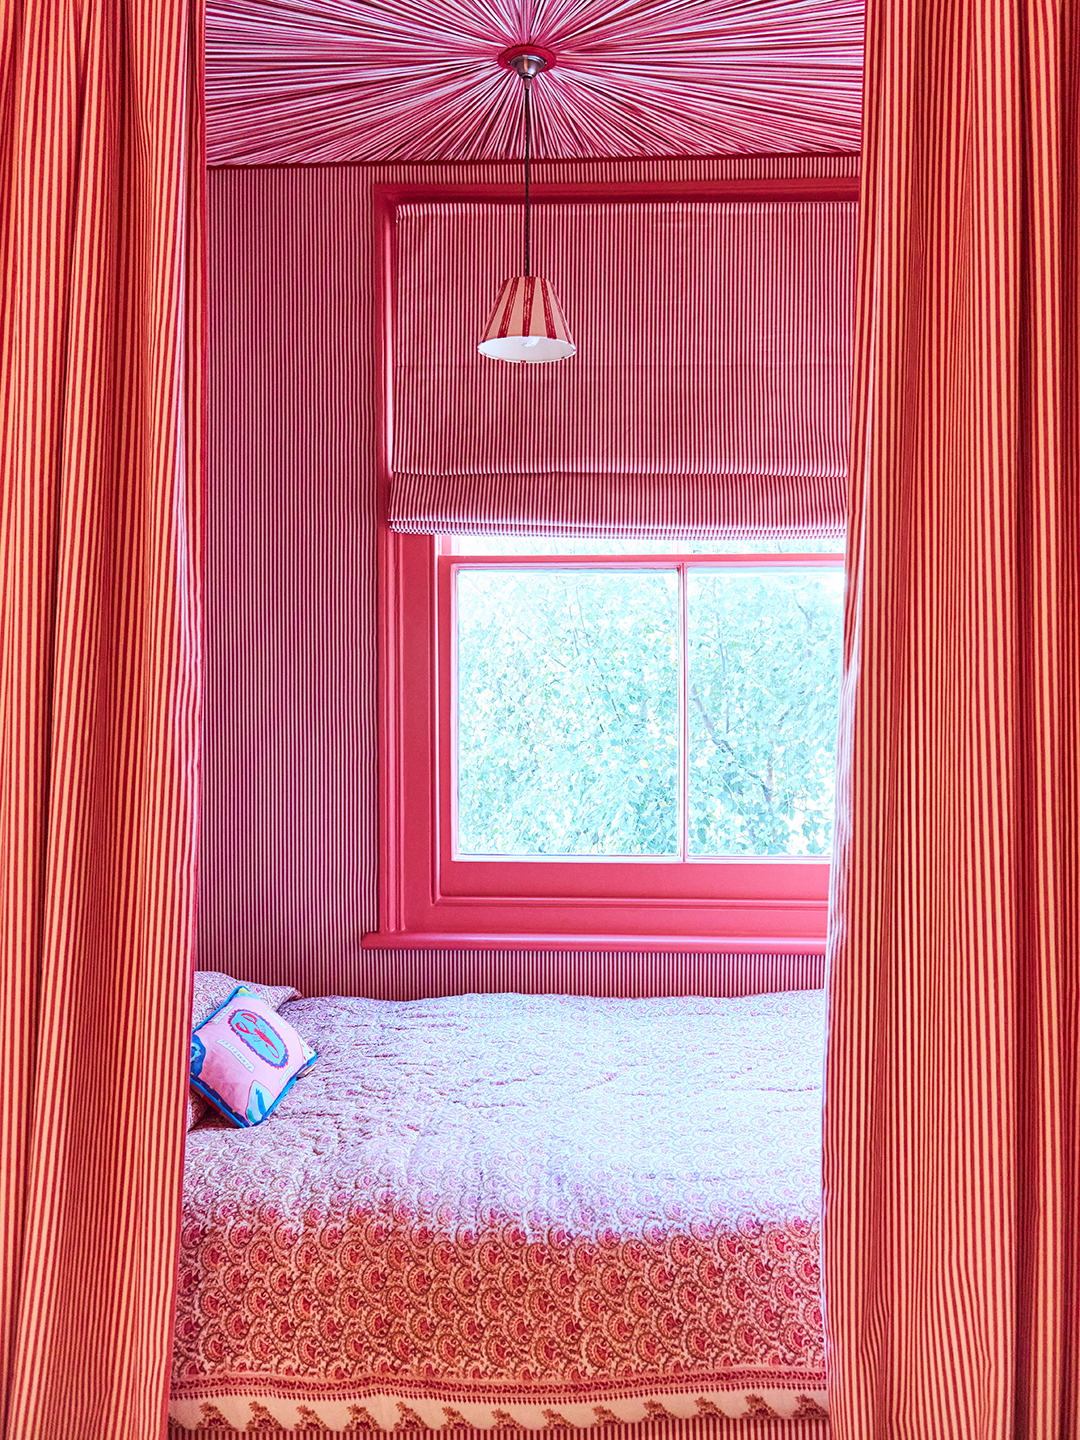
(190, 986, 317, 1128)
(187, 971, 301, 1129)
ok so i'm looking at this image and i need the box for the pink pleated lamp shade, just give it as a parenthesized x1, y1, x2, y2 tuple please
(477, 275, 576, 362)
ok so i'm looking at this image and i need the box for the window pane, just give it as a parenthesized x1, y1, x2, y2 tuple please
(687, 568, 844, 856)
(456, 568, 679, 856)
(453, 534, 844, 556)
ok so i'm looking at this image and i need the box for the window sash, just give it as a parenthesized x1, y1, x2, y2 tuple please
(366, 531, 838, 954)
(443, 550, 844, 867)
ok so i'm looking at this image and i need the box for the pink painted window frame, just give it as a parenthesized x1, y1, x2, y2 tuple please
(367, 533, 839, 953)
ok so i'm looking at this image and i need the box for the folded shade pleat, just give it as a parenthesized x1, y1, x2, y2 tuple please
(392, 199, 856, 538)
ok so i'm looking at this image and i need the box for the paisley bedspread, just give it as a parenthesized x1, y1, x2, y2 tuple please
(170, 990, 827, 1432)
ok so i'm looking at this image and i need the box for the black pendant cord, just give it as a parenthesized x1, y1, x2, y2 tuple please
(523, 76, 532, 277)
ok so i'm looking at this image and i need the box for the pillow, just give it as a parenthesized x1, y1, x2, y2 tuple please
(187, 971, 301, 1130)
(190, 986, 317, 1128)
(192, 970, 299, 1029)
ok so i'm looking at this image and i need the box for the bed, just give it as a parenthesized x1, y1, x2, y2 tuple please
(170, 990, 827, 1432)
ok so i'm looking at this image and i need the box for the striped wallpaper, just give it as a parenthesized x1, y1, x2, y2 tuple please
(391, 200, 855, 538)
(201, 165, 376, 1000)
(200, 154, 855, 1000)
(231, 950, 824, 1007)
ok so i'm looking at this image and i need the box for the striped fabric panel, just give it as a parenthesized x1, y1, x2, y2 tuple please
(0, 2, 204, 1437)
(205, 0, 862, 165)
(182, 1418, 828, 1439)
(824, 1, 1080, 1436)
(390, 473, 848, 540)
(198, 155, 849, 994)
(391, 200, 856, 539)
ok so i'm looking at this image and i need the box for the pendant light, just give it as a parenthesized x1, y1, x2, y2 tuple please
(478, 47, 576, 363)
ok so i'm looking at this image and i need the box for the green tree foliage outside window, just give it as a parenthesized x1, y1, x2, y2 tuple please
(687, 570, 843, 855)
(455, 564, 843, 858)
(457, 569, 680, 855)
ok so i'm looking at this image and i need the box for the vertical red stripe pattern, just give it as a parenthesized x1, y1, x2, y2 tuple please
(212, 949, 824, 1006)
(824, 2, 1080, 1436)
(199, 154, 854, 997)
(0, 2, 204, 1437)
(201, 167, 377, 984)
(481, 274, 574, 346)
(392, 199, 855, 538)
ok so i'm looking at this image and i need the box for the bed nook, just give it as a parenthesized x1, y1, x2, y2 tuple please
(174, 981, 826, 1432)
(178, 66, 853, 1439)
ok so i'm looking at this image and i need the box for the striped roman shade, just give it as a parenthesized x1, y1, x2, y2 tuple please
(391, 199, 856, 538)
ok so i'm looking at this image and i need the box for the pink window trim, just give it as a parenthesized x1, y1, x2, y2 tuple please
(366, 532, 839, 954)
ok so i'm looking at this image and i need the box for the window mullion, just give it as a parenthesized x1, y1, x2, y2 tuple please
(679, 561, 689, 863)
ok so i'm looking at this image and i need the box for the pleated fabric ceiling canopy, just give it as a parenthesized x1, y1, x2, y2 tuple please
(206, 0, 865, 166)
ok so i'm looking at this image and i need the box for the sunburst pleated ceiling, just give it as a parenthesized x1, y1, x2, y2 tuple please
(206, 1, 865, 166)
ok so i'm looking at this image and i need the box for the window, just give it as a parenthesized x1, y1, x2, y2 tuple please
(369, 533, 845, 953)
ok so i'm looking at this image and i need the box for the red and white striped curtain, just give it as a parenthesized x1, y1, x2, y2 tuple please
(825, 2, 1080, 1435)
(0, 2, 204, 1436)
(392, 199, 856, 538)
